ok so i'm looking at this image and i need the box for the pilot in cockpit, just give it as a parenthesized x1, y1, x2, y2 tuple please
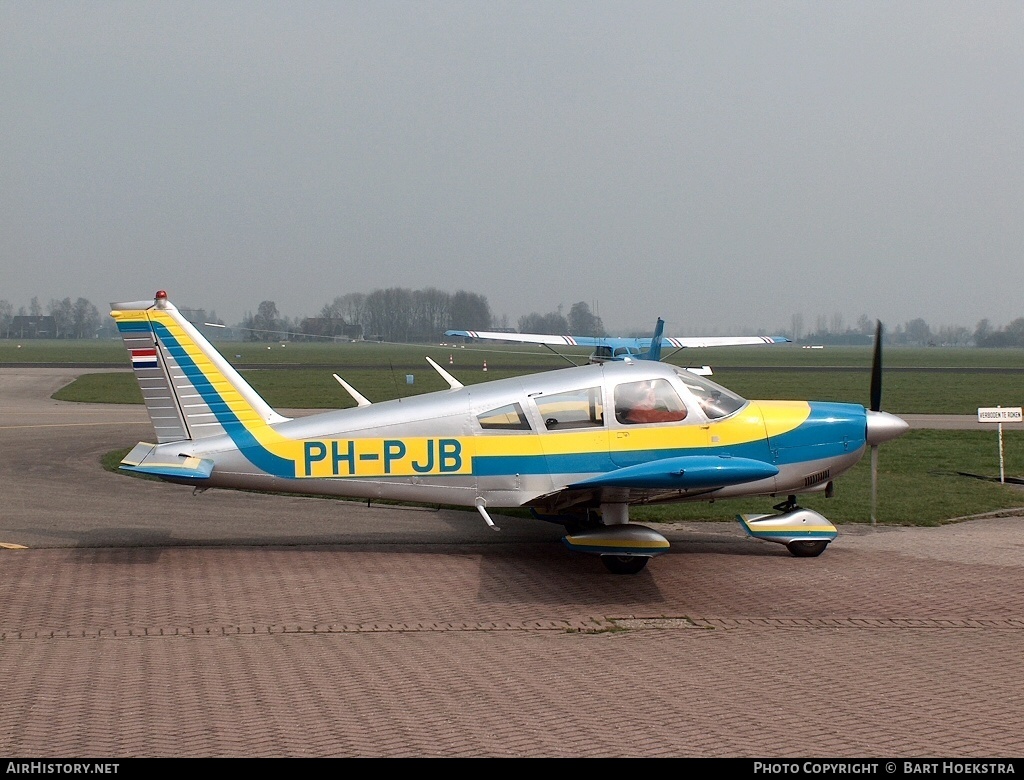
(616, 379, 688, 424)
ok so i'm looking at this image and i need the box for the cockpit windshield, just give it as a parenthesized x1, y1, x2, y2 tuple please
(672, 367, 747, 420)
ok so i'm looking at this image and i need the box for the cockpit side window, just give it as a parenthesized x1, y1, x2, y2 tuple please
(614, 379, 688, 425)
(477, 402, 532, 431)
(673, 367, 746, 419)
(534, 387, 604, 430)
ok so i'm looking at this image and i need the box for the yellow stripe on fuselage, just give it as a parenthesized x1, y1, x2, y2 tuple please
(752, 400, 813, 438)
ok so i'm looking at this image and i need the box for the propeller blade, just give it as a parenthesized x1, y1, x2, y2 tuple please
(869, 320, 883, 412)
(871, 445, 879, 526)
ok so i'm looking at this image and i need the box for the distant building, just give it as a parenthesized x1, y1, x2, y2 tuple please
(10, 315, 56, 338)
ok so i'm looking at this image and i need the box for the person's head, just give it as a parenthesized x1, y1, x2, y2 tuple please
(636, 381, 656, 404)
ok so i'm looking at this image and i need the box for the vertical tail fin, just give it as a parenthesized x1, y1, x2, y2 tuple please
(643, 318, 666, 362)
(110, 290, 289, 443)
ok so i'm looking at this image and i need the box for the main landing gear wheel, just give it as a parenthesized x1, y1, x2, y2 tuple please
(786, 540, 829, 558)
(601, 555, 650, 575)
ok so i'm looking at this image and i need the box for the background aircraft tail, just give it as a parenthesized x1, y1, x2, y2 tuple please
(644, 318, 665, 361)
(110, 290, 289, 443)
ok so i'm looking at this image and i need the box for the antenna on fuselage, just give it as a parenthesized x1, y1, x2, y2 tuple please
(426, 356, 464, 389)
(333, 374, 372, 407)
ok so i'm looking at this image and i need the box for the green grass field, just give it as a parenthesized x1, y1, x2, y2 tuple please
(7, 336, 1024, 370)
(10, 338, 1024, 526)
(42, 338, 1024, 415)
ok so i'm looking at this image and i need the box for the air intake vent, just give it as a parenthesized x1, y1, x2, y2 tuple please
(804, 469, 831, 487)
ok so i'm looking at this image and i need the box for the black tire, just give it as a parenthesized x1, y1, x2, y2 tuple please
(787, 540, 829, 558)
(601, 555, 650, 575)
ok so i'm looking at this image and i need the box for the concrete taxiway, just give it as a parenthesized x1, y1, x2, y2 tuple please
(1, 368, 1023, 758)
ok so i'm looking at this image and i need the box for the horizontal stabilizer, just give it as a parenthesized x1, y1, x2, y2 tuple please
(120, 442, 214, 480)
(569, 455, 778, 490)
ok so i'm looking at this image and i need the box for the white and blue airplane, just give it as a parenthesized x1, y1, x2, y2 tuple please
(445, 318, 790, 365)
(111, 291, 908, 574)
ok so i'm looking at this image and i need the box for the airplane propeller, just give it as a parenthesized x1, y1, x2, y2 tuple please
(863, 321, 910, 526)
(870, 320, 883, 415)
(870, 320, 883, 525)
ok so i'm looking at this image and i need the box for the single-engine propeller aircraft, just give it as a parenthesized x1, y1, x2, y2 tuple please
(111, 291, 908, 574)
(445, 318, 791, 365)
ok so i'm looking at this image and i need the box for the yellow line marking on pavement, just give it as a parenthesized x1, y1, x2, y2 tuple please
(1, 543, 29, 550)
(0, 421, 151, 430)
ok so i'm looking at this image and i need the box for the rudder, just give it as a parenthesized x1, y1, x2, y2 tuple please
(110, 290, 288, 443)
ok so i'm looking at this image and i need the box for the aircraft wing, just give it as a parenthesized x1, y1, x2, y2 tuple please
(568, 455, 779, 490)
(662, 335, 790, 348)
(444, 329, 616, 347)
(444, 329, 790, 352)
(530, 454, 780, 516)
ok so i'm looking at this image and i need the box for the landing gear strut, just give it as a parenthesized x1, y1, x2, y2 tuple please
(773, 495, 799, 512)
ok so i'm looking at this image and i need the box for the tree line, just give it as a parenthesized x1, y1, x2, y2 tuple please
(0, 296, 103, 339)
(2, 289, 1024, 347)
(239, 289, 607, 344)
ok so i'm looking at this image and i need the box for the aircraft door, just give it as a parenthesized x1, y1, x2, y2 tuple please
(610, 378, 704, 468)
(532, 385, 614, 486)
(468, 391, 533, 497)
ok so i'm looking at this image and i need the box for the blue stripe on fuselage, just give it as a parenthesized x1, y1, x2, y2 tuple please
(473, 452, 617, 476)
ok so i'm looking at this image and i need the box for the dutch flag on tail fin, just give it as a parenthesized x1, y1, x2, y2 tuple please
(129, 348, 159, 370)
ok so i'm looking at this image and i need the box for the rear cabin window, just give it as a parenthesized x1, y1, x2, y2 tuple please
(477, 402, 532, 431)
(535, 387, 604, 430)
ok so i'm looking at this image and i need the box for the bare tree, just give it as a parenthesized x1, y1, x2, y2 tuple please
(0, 300, 12, 337)
(567, 302, 605, 337)
(449, 290, 491, 332)
(789, 312, 803, 341)
(72, 297, 100, 338)
(518, 311, 568, 334)
(48, 297, 73, 338)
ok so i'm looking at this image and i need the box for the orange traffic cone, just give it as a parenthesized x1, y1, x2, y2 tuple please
(483, 361, 488, 372)
(449, 354, 453, 365)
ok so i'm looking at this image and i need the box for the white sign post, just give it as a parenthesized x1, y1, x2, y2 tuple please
(977, 406, 1023, 483)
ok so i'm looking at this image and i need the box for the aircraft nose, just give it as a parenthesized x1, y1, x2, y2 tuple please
(865, 410, 910, 446)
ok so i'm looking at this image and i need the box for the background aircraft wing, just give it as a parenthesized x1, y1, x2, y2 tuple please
(663, 335, 790, 348)
(444, 329, 619, 347)
(445, 329, 790, 349)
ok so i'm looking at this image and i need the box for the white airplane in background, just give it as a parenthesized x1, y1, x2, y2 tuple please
(445, 317, 790, 367)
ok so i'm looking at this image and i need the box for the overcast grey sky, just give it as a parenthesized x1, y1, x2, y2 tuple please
(2, 1, 1022, 334)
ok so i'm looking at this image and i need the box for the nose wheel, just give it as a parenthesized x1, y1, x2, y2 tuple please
(786, 540, 829, 558)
